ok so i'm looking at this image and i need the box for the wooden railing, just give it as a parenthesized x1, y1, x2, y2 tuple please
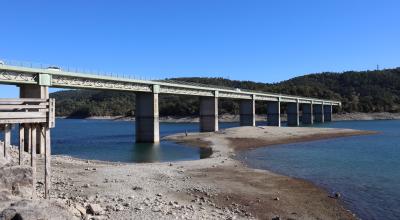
(0, 98, 55, 127)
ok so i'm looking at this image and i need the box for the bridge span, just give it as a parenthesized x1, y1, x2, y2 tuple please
(0, 63, 340, 144)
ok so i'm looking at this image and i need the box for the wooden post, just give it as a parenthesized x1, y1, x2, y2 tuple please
(25, 125, 32, 153)
(4, 124, 11, 158)
(44, 126, 51, 199)
(19, 124, 24, 165)
(31, 124, 37, 199)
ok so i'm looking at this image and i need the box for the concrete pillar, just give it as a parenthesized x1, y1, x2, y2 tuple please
(135, 92, 159, 143)
(20, 85, 48, 154)
(324, 105, 332, 122)
(302, 103, 313, 124)
(200, 95, 218, 132)
(287, 102, 300, 126)
(313, 104, 324, 123)
(239, 98, 255, 126)
(267, 101, 281, 127)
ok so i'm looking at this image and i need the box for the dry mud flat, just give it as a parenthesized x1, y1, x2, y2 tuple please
(1, 126, 375, 220)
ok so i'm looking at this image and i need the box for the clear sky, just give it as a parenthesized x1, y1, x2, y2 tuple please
(1, 0, 399, 97)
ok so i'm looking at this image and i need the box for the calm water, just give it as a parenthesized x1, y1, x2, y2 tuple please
(5, 119, 238, 163)
(238, 120, 400, 220)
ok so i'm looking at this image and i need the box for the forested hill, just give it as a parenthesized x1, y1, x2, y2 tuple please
(50, 68, 400, 117)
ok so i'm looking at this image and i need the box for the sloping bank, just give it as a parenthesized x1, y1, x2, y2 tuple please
(165, 126, 376, 219)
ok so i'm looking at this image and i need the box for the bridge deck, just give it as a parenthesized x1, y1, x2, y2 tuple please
(0, 64, 341, 106)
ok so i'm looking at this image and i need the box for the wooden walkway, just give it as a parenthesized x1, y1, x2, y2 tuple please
(0, 98, 55, 199)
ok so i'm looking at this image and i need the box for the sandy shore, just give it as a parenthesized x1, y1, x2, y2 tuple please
(2, 126, 369, 219)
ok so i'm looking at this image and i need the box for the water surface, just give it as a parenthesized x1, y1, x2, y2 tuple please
(238, 120, 400, 220)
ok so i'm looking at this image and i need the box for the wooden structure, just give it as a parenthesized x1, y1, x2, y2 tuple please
(0, 98, 55, 199)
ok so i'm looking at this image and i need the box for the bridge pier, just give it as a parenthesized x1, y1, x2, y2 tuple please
(313, 104, 324, 123)
(19, 85, 49, 154)
(267, 101, 281, 127)
(302, 103, 313, 124)
(324, 105, 332, 122)
(200, 95, 218, 132)
(239, 98, 255, 126)
(287, 102, 300, 126)
(135, 92, 160, 143)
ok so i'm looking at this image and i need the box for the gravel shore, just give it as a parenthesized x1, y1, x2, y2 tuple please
(1, 126, 376, 219)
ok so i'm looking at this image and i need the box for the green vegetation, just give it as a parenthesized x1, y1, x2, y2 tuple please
(50, 67, 400, 117)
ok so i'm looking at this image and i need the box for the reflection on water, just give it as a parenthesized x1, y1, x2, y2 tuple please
(5, 119, 228, 163)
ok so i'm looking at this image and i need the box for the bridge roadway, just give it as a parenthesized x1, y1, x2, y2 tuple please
(0, 63, 341, 143)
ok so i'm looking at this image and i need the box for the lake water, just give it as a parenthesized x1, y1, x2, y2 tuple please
(5, 119, 238, 163)
(238, 120, 400, 220)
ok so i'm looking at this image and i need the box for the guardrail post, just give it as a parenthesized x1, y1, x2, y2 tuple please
(19, 124, 24, 165)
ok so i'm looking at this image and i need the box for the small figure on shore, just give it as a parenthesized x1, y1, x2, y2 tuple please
(185, 130, 188, 136)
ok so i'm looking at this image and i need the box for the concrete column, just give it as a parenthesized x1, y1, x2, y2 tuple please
(324, 105, 332, 122)
(200, 95, 218, 132)
(135, 92, 159, 143)
(313, 104, 324, 123)
(302, 103, 313, 124)
(267, 101, 281, 127)
(20, 85, 48, 154)
(287, 102, 300, 126)
(239, 98, 255, 126)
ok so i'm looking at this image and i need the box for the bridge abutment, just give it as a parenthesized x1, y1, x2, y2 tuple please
(313, 104, 324, 123)
(324, 105, 332, 122)
(199, 95, 218, 132)
(302, 103, 313, 124)
(267, 101, 281, 127)
(239, 98, 255, 126)
(19, 85, 49, 154)
(135, 92, 160, 143)
(287, 102, 300, 126)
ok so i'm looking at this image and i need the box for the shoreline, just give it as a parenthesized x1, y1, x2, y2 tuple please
(57, 112, 400, 123)
(1, 126, 376, 219)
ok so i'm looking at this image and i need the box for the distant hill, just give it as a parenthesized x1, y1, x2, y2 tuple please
(50, 67, 400, 117)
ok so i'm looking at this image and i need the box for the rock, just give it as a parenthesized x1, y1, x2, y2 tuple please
(88, 204, 103, 215)
(135, 207, 144, 211)
(132, 186, 143, 191)
(272, 216, 280, 220)
(75, 204, 87, 215)
(127, 196, 135, 199)
(274, 197, 279, 201)
(83, 184, 90, 188)
(156, 193, 162, 197)
(334, 192, 341, 198)
(115, 204, 124, 211)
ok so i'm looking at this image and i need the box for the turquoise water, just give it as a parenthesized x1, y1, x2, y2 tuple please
(6, 119, 238, 163)
(238, 120, 400, 220)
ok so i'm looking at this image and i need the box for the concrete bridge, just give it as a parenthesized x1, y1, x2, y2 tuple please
(0, 63, 341, 144)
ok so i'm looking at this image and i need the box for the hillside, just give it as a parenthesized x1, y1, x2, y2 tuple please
(50, 68, 400, 117)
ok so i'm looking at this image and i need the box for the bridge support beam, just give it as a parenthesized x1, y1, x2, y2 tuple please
(287, 102, 300, 126)
(135, 92, 159, 143)
(19, 85, 48, 154)
(302, 104, 313, 124)
(324, 105, 332, 122)
(267, 101, 281, 127)
(313, 104, 324, 123)
(239, 98, 255, 126)
(200, 96, 218, 132)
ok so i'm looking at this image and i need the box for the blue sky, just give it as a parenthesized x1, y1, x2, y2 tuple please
(1, 0, 399, 97)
